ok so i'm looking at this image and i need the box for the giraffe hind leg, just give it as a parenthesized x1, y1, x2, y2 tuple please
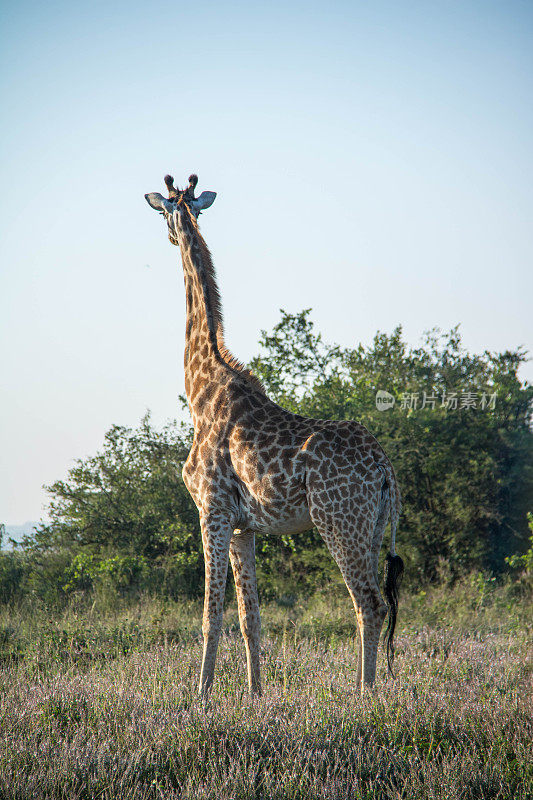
(355, 485, 388, 689)
(306, 469, 387, 693)
(319, 527, 387, 693)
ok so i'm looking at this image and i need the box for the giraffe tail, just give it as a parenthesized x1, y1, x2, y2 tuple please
(382, 467, 404, 677)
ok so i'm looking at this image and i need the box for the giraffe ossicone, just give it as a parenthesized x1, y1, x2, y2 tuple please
(145, 173, 216, 221)
(145, 173, 404, 699)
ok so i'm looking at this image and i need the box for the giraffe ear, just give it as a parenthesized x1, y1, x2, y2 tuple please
(145, 192, 173, 213)
(192, 191, 217, 212)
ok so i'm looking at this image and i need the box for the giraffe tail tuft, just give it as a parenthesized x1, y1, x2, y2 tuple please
(382, 465, 403, 677)
(383, 552, 404, 676)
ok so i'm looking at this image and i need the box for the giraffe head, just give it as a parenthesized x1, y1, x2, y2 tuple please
(145, 174, 216, 245)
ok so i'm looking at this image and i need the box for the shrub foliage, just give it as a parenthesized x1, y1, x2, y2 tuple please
(2, 312, 532, 604)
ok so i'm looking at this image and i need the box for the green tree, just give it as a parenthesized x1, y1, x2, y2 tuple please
(251, 310, 533, 585)
(22, 414, 202, 601)
(5, 312, 532, 607)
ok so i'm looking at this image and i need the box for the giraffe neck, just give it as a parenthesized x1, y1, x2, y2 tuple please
(178, 216, 224, 416)
(176, 208, 265, 427)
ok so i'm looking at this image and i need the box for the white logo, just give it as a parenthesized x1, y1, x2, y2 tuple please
(375, 390, 395, 411)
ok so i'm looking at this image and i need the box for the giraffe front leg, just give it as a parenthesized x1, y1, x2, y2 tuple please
(198, 514, 232, 699)
(230, 531, 261, 697)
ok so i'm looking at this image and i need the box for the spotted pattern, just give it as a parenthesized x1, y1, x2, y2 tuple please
(146, 182, 401, 698)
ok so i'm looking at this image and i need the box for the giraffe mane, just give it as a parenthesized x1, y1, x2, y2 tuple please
(184, 206, 266, 395)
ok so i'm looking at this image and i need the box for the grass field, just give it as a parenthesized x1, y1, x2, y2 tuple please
(1, 575, 531, 799)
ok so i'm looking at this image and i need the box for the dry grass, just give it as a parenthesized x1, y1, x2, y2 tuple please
(1, 577, 531, 799)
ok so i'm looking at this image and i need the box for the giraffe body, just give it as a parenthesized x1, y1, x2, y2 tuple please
(145, 174, 403, 698)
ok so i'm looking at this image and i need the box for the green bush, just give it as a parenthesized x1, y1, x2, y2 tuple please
(0, 550, 25, 604)
(251, 311, 533, 586)
(505, 512, 533, 574)
(2, 314, 531, 607)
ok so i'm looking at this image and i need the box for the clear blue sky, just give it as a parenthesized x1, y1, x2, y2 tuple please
(1, 0, 532, 526)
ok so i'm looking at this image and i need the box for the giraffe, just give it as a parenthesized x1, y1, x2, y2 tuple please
(145, 173, 404, 698)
